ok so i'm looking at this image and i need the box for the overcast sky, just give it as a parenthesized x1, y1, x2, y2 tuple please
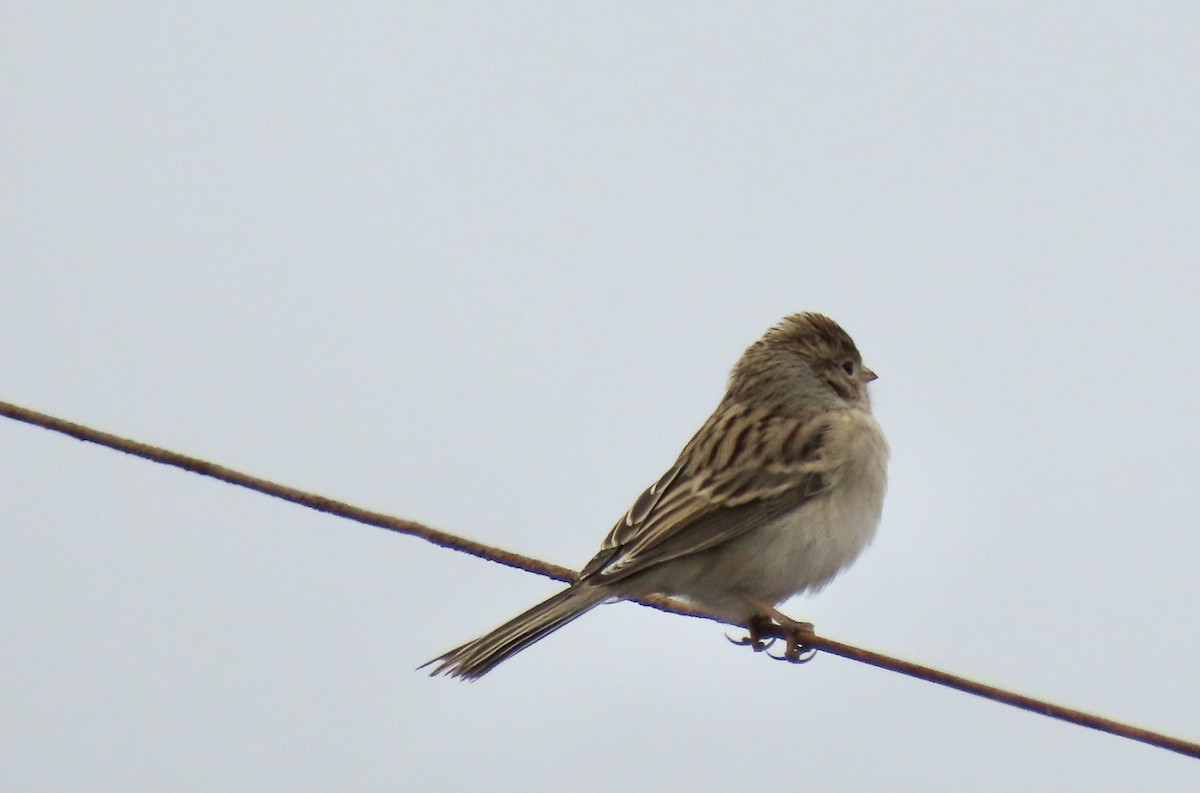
(4, 4, 1199, 790)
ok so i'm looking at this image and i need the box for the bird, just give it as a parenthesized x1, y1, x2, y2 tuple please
(423, 312, 888, 679)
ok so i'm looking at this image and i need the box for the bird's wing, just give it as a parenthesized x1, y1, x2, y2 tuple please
(579, 404, 834, 582)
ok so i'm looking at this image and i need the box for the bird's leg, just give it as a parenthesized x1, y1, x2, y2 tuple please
(770, 610, 817, 663)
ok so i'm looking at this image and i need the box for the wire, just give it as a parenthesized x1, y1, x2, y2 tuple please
(2, 398, 1197, 760)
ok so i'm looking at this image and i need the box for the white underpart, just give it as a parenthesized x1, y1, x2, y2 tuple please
(624, 408, 889, 624)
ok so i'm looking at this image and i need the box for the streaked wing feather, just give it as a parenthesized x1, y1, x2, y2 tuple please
(580, 408, 833, 582)
(592, 471, 825, 579)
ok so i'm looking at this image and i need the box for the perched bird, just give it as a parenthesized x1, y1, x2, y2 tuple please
(424, 312, 888, 679)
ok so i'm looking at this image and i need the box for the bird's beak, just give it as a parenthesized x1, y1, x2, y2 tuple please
(861, 367, 878, 383)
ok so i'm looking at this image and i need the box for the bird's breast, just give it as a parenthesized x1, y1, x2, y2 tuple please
(751, 409, 889, 599)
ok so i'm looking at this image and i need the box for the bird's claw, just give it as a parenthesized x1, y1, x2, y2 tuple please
(769, 621, 819, 663)
(767, 643, 818, 663)
(726, 632, 776, 652)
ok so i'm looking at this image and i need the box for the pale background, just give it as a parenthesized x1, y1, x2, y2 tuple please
(4, 4, 1199, 790)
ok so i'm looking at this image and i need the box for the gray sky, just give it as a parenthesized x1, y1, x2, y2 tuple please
(4, 4, 1199, 790)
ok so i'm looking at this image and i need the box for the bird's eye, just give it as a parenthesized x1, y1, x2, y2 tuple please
(841, 359, 856, 377)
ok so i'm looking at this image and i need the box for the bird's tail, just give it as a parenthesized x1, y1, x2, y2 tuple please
(422, 585, 608, 680)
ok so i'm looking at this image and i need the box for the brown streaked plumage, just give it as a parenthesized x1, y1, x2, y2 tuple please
(423, 312, 888, 679)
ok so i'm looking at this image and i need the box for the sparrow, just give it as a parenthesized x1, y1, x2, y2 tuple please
(424, 312, 888, 679)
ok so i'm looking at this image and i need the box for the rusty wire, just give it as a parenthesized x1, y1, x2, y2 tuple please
(2, 399, 1197, 761)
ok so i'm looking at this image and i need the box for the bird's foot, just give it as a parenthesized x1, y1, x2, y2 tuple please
(726, 615, 777, 652)
(766, 615, 817, 663)
(730, 595, 819, 664)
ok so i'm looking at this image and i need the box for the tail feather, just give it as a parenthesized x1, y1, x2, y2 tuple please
(422, 585, 607, 680)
